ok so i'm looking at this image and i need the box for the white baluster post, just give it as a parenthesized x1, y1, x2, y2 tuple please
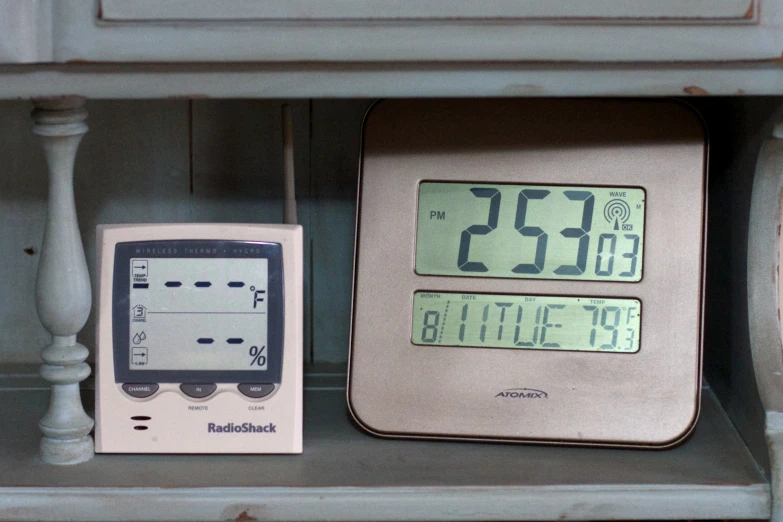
(31, 96, 94, 465)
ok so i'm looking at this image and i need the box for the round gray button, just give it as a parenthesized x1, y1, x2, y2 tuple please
(122, 383, 159, 398)
(238, 384, 275, 399)
(180, 384, 217, 399)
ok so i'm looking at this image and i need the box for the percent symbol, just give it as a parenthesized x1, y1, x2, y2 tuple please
(249, 345, 267, 367)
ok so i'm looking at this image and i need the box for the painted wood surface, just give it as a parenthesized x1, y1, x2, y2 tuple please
(0, 386, 770, 521)
(0, 1, 50, 64)
(2, 0, 781, 64)
(310, 101, 372, 363)
(31, 96, 94, 464)
(0, 101, 53, 363)
(48, 0, 781, 63)
(747, 114, 783, 521)
(100, 0, 756, 21)
(767, 411, 783, 522)
(748, 118, 783, 413)
(7, 64, 783, 99)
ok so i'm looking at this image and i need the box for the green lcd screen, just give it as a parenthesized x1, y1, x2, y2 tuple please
(412, 292, 641, 353)
(416, 183, 645, 281)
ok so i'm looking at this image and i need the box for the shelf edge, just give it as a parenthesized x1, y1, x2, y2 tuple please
(0, 483, 771, 522)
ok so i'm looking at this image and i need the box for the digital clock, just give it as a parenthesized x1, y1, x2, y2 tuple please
(348, 99, 707, 447)
(416, 182, 645, 281)
(95, 224, 303, 454)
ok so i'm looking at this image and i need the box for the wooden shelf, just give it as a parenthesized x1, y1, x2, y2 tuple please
(4, 63, 783, 99)
(0, 383, 770, 521)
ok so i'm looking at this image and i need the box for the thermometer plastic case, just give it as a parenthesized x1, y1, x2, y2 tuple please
(348, 99, 707, 448)
(95, 224, 303, 454)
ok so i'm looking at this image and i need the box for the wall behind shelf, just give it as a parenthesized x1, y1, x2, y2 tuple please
(0, 98, 371, 366)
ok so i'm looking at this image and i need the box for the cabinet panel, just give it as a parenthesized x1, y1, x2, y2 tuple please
(32, 0, 780, 64)
(100, 0, 756, 21)
(0, 1, 49, 63)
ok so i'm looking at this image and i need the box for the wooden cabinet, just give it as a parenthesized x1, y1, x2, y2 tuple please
(1, 1, 783, 521)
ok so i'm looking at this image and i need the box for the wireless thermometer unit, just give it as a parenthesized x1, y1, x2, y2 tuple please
(95, 224, 303, 454)
(348, 99, 707, 448)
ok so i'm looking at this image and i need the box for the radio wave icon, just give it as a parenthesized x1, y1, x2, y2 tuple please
(603, 199, 631, 231)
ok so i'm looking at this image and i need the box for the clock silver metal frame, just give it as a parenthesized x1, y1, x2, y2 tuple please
(347, 99, 708, 448)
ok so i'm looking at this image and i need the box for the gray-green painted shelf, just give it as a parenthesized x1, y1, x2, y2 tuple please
(0, 381, 770, 521)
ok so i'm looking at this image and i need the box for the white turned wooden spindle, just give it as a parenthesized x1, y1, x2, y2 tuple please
(31, 97, 94, 465)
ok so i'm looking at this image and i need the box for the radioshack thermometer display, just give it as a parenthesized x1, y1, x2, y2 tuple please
(126, 257, 272, 372)
(348, 100, 707, 447)
(96, 224, 303, 454)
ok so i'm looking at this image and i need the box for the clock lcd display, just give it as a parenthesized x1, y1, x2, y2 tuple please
(412, 292, 641, 353)
(128, 258, 269, 371)
(416, 182, 645, 281)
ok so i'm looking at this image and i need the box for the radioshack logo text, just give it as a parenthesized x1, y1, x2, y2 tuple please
(495, 388, 548, 399)
(208, 422, 276, 433)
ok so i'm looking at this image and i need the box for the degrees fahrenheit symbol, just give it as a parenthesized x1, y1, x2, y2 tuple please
(249, 285, 266, 308)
